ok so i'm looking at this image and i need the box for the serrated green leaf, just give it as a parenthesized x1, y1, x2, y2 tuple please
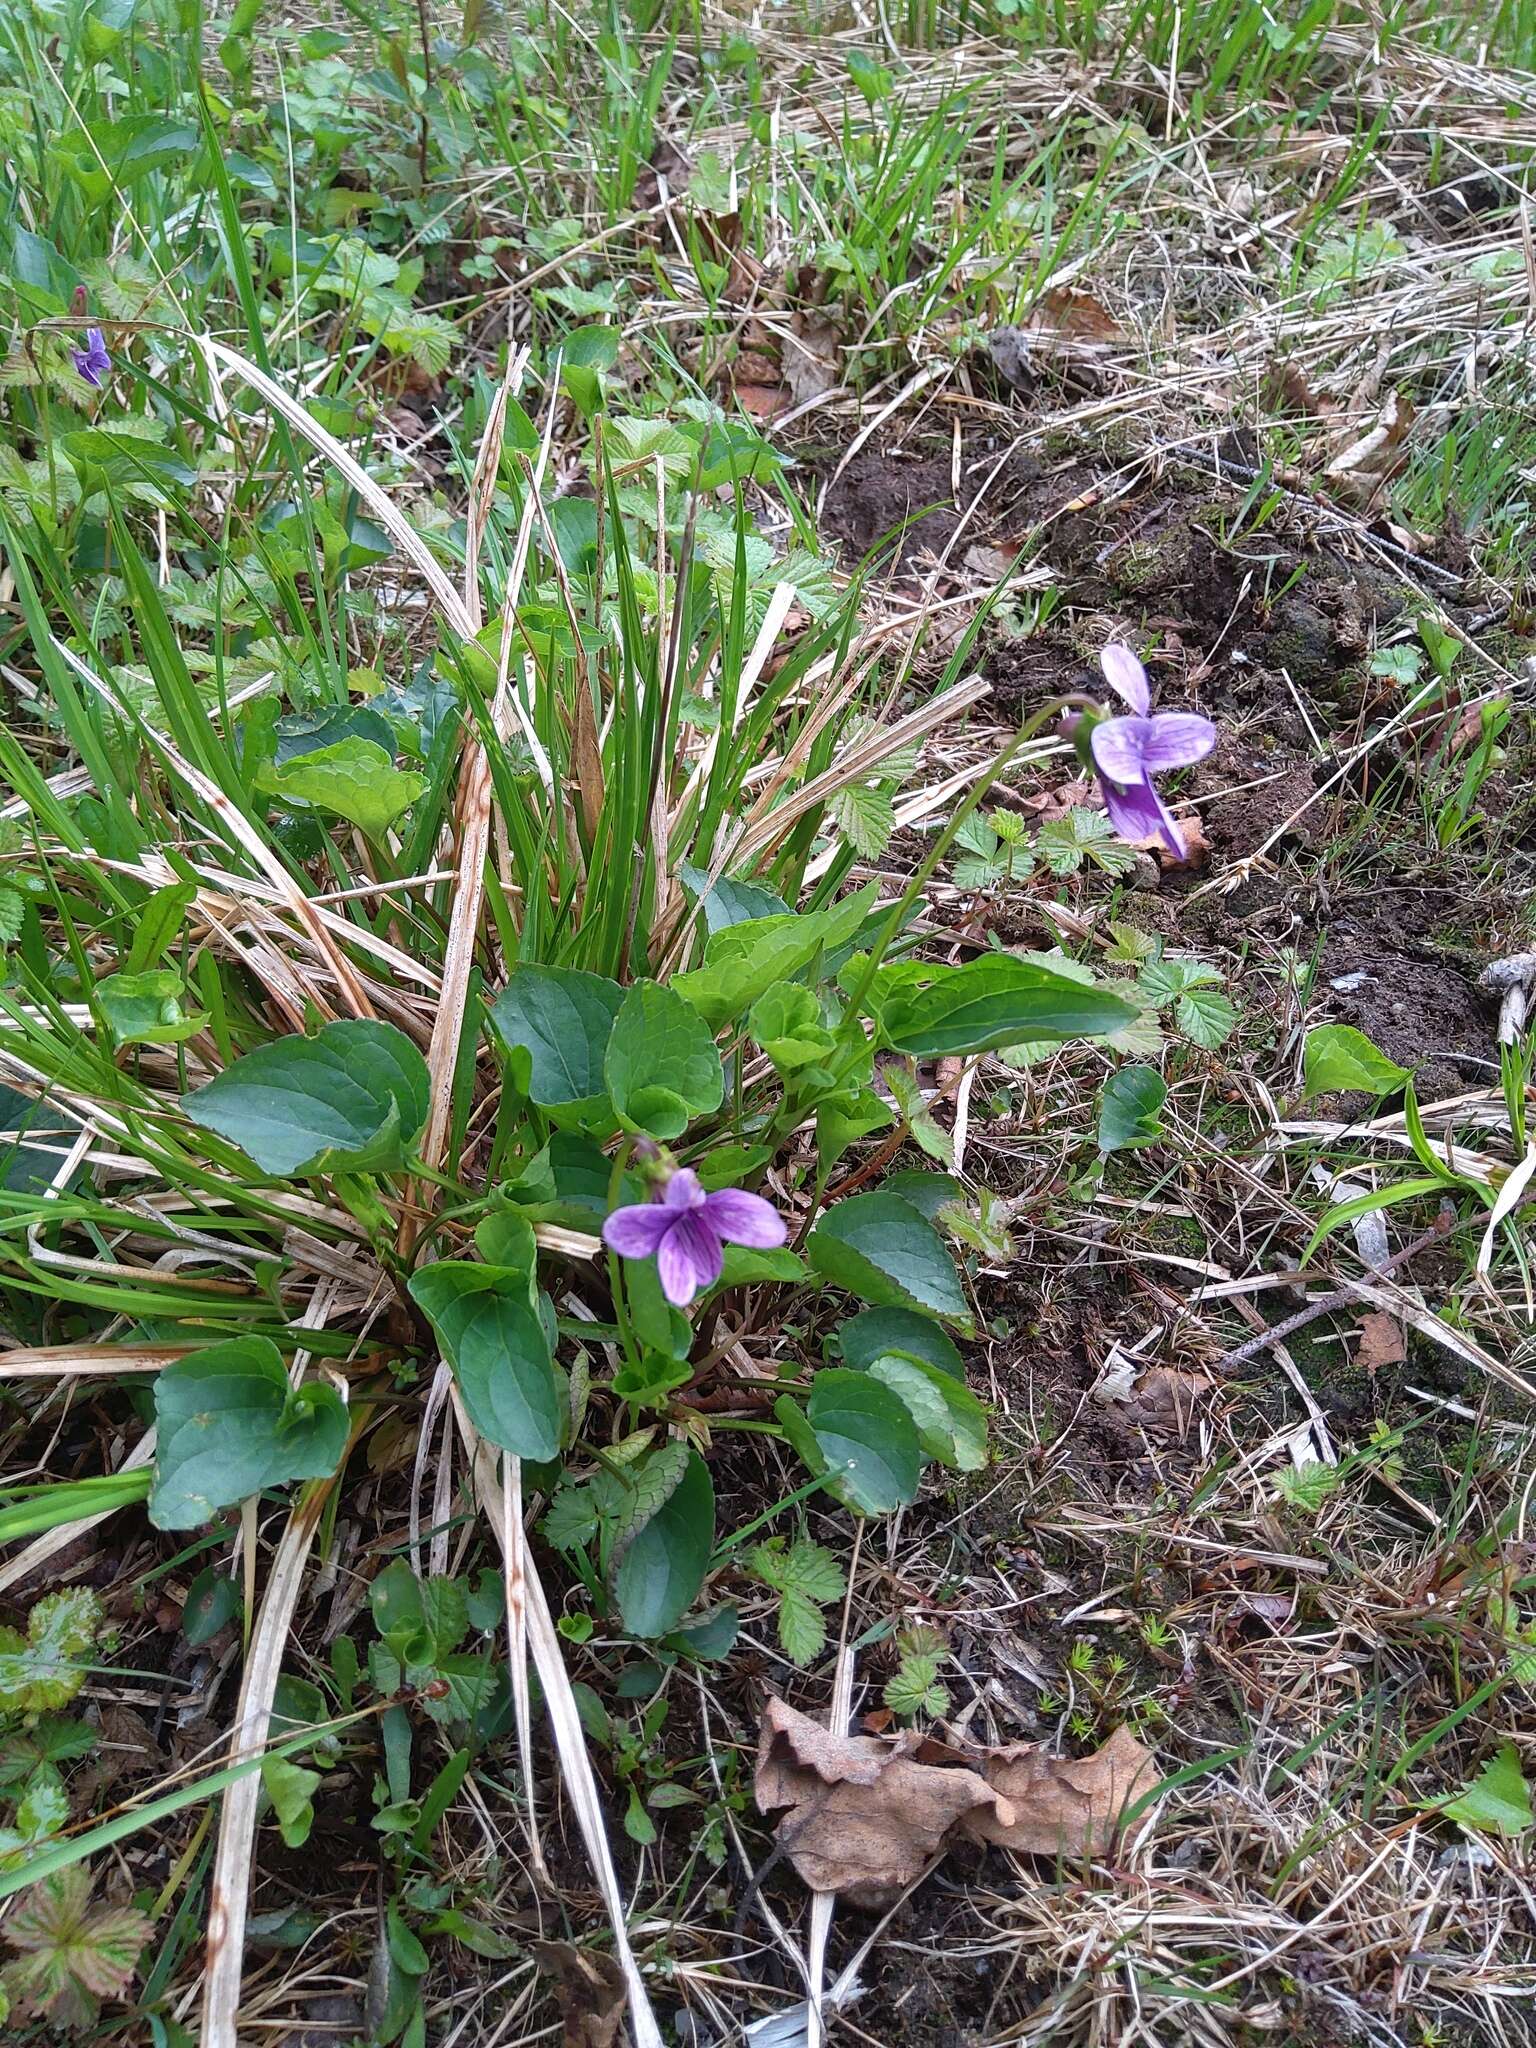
(600, 1438, 690, 1550)
(776, 1588, 827, 1667)
(672, 886, 877, 1030)
(1038, 807, 1137, 877)
(830, 780, 896, 858)
(1437, 1745, 1532, 1837)
(1174, 984, 1237, 1049)
(839, 1307, 965, 1380)
(0, 1592, 101, 1714)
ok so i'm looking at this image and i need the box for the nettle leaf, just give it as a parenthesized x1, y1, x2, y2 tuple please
(1303, 1023, 1410, 1099)
(613, 1448, 714, 1638)
(150, 1337, 349, 1530)
(880, 955, 1136, 1059)
(95, 969, 208, 1047)
(1098, 1065, 1167, 1151)
(867, 1354, 987, 1471)
(489, 966, 624, 1124)
(748, 1538, 847, 1667)
(804, 1367, 921, 1514)
(0, 1591, 101, 1714)
(183, 1019, 429, 1177)
(1037, 806, 1137, 877)
(260, 737, 426, 841)
(672, 886, 877, 1030)
(409, 1263, 561, 1462)
(809, 1191, 971, 1328)
(838, 1307, 965, 1380)
(830, 780, 897, 859)
(1173, 983, 1236, 1049)
(604, 981, 723, 1140)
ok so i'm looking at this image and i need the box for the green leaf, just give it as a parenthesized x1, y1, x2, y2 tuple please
(830, 780, 896, 858)
(1303, 1024, 1411, 1099)
(183, 1019, 429, 1177)
(1098, 1065, 1167, 1151)
(262, 1755, 321, 1849)
(0, 1865, 151, 2028)
(59, 427, 197, 494)
(815, 1088, 892, 1174)
(806, 1368, 921, 1513)
(95, 969, 208, 1046)
(597, 1438, 690, 1550)
(181, 1568, 239, 1647)
(53, 114, 200, 200)
(488, 966, 624, 1122)
(260, 738, 426, 841)
(672, 887, 877, 1030)
(0, 1592, 101, 1714)
(886, 1059, 955, 1168)
(1438, 1745, 1532, 1837)
(1173, 984, 1236, 1049)
(613, 1449, 714, 1638)
(809, 1192, 971, 1328)
(867, 1355, 987, 1471)
(123, 880, 197, 974)
(1037, 806, 1137, 877)
(749, 983, 835, 1073)
(604, 980, 723, 1140)
(776, 1588, 827, 1666)
(838, 1307, 965, 1380)
(150, 1337, 349, 1530)
(880, 955, 1136, 1059)
(408, 1264, 561, 1462)
(678, 865, 790, 933)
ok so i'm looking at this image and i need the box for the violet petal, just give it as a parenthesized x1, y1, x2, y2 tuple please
(701, 1186, 787, 1250)
(658, 1213, 724, 1305)
(603, 1202, 675, 1258)
(1137, 712, 1217, 773)
(1100, 644, 1150, 716)
(1090, 715, 1156, 786)
(1101, 776, 1185, 856)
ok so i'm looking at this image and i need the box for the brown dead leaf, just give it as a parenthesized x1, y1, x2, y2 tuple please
(531, 1941, 627, 2048)
(1122, 1365, 1213, 1434)
(782, 310, 842, 408)
(965, 1725, 1160, 1859)
(1136, 811, 1209, 868)
(1323, 389, 1416, 506)
(1018, 777, 1096, 824)
(1355, 1310, 1406, 1373)
(990, 292, 1128, 393)
(755, 1695, 1005, 1905)
(756, 1700, 1160, 1904)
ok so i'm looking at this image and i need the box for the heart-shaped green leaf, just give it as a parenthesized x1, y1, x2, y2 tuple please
(150, 1337, 348, 1530)
(1098, 1065, 1168, 1151)
(409, 1263, 561, 1462)
(808, 1192, 970, 1328)
(805, 1368, 921, 1513)
(867, 1355, 987, 1471)
(838, 1307, 965, 1380)
(96, 969, 208, 1047)
(1303, 1024, 1410, 1099)
(488, 966, 625, 1123)
(183, 1020, 429, 1178)
(604, 981, 723, 1140)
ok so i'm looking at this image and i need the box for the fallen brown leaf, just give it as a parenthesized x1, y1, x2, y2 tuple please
(966, 1725, 1160, 1858)
(755, 1698, 1159, 1904)
(782, 310, 842, 408)
(1355, 1310, 1406, 1373)
(989, 292, 1128, 393)
(1323, 389, 1416, 506)
(532, 1941, 628, 2048)
(755, 1695, 1003, 1905)
(1120, 1364, 1214, 1434)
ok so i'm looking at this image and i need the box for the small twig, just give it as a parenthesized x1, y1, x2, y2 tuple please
(1211, 1212, 1453, 1374)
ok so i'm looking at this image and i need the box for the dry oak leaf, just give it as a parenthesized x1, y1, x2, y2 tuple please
(1121, 1365, 1214, 1434)
(782, 310, 842, 408)
(755, 1694, 1006, 1904)
(965, 1724, 1160, 1858)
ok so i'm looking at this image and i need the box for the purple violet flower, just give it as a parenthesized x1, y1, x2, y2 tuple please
(70, 328, 110, 389)
(603, 1166, 787, 1308)
(1091, 644, 1216, 857)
